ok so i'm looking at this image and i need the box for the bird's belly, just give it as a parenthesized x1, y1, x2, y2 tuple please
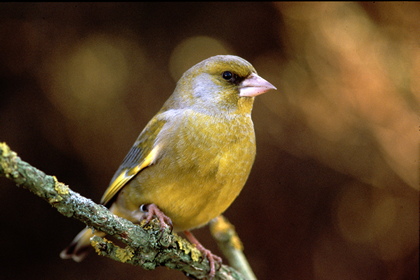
(119, 144, 255, 231)
(116, 113, 256, 231)
(152, 180, 241, 231)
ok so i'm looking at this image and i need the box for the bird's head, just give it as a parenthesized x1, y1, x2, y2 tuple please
(167, 55, 276, 114)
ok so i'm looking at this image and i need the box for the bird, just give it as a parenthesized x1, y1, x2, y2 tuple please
(60, 55, 276, 277)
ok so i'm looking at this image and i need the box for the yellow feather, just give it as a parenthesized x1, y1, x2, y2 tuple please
(100, 144, 161, 205)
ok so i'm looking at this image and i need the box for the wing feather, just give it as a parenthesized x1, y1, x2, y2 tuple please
(100, 117, 165, 206)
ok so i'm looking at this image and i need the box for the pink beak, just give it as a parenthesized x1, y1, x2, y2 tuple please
(239, 73, 277, 97)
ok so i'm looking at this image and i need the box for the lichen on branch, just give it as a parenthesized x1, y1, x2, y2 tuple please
(0, 142, 248, 280)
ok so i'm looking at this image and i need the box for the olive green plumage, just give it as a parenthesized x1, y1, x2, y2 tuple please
(60, 55, 276, 263)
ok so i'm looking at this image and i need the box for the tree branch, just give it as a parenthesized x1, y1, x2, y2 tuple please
(210, 216, 257, 280)
(0, 142, 251, 280)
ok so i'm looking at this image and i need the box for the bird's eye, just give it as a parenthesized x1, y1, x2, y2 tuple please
(222, 71, 233, 80)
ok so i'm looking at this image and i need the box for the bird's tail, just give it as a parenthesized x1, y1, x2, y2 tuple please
(60, 227, 104, 262)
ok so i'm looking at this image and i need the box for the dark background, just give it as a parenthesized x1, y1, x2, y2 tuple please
(0, 3, 418, 280)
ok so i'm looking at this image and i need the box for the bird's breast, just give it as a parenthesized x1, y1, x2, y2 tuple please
(120, 112, 256, 231)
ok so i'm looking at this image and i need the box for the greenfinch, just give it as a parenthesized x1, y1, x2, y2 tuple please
(60, 55, 276, 277)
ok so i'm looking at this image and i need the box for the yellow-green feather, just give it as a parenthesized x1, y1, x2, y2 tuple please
(103, 55, 258, 230)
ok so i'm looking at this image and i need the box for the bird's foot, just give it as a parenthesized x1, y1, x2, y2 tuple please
(140, 203, 173, 231)
(184, 230, 222, 278)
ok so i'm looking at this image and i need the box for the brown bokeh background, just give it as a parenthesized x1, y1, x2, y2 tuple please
(0, 2, 418, 280)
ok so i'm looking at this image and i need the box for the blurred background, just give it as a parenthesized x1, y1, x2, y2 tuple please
(0, 2, 418, 280)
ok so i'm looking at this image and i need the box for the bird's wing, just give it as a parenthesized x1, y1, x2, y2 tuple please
(100, 117, 165, 206)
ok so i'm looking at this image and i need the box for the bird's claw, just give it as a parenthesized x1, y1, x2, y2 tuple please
(199, 247, 222, 278)
(140, 203, 173, 231)
(184, 230, 222, 278)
